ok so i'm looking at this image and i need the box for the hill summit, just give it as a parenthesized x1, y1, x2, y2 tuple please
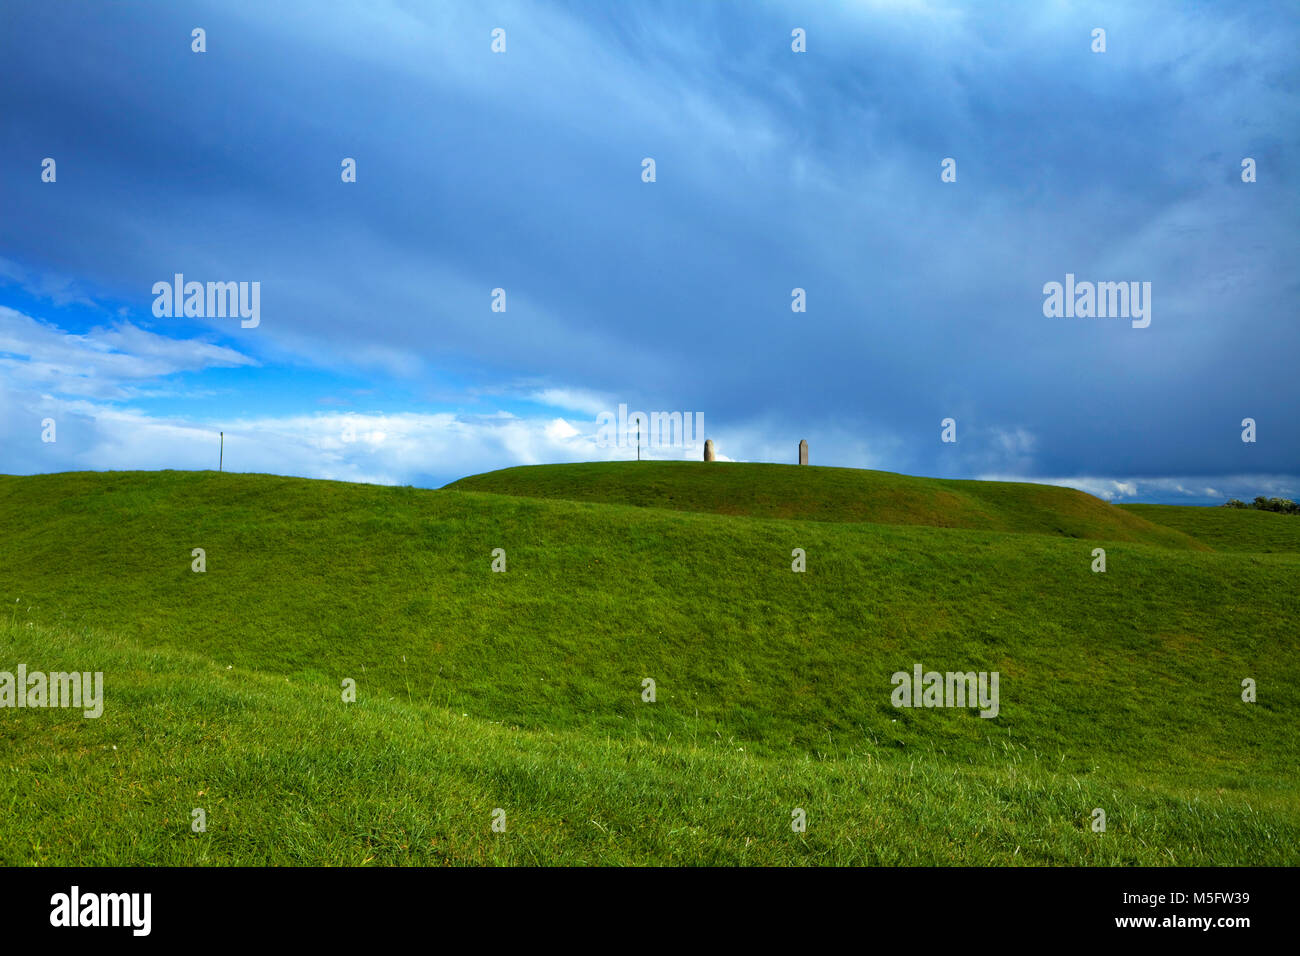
(445, 461, 1205, 549)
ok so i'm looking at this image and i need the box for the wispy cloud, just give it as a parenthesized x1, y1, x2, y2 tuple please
(0, 306, 256, 400)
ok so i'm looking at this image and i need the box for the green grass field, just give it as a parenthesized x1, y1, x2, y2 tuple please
(1121, 502, 1300, 554)
(1, 464, 1296, 865)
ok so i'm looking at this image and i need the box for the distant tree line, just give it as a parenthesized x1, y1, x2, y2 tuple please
(1222, 496, 1300, 515)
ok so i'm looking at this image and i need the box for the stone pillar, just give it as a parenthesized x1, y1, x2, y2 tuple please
(703, 439, 716, 462)
(798, 439, 808, 465)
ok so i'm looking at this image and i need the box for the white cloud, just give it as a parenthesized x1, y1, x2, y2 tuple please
(0, 306, 256, 400)
(975, 473, 1298, 504)
(544, 418, 579, 441)
(977, 474, 1139, 501)
(526, 387, 613, 417)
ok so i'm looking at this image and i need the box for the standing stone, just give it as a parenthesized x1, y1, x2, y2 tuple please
(703, 439, 716, 462)
(798, 439, 808, 465)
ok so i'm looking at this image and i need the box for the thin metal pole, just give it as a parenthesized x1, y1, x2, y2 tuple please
(219, 432, 223, 472)
(637, 421, 640, 460)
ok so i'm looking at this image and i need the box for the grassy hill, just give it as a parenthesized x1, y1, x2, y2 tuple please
(446, 461, 1207, 549)
(0, 467, 1296, 865)
(1121, 503, 1300, 554)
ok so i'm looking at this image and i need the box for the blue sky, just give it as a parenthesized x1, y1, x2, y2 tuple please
(1, 0, 1296, 501)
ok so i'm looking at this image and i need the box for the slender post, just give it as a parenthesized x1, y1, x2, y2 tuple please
(219, 432, 224, 472)
(637, 420, 641, 461)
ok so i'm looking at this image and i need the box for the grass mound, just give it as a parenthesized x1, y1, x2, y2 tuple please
(446, 462, 1206, 549)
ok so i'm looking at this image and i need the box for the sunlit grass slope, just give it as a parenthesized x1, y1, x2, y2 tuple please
(1121, 503, 1300, 554)
(2, 619, 1294, 866)
(0, 468, 1295, 865)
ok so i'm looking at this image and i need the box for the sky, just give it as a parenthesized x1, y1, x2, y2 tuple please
(1, 0, 1296, 502)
